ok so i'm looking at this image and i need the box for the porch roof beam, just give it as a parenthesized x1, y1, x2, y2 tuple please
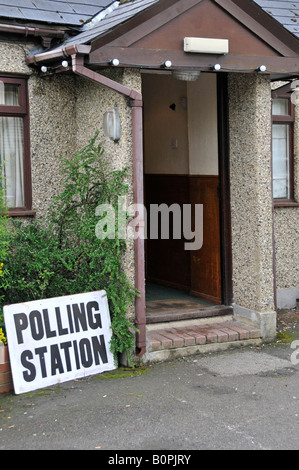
(89, 47, 299, 79)
(26, 42, 299, 80)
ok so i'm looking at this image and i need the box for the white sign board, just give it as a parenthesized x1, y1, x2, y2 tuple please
(4, 290, 116, 394)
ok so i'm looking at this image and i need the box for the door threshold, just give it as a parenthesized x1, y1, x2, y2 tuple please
(146, 300, 233, 324)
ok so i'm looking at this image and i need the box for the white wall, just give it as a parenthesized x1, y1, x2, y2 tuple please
(187, 74, 219, 175)
(143, 73, 189, 174)
(142, 72, 218, 175)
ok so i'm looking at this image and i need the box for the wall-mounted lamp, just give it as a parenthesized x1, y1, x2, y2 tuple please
(110, 58, 120, 66)
(291, 80, 299, 94)
(291, 86, 299, 104)
(103, 108, 121, 142)
(212, 64, 221, 71)
(172, 70, 201, 81)
(290, 80, 299, 105)
(257, 65, 267, 72)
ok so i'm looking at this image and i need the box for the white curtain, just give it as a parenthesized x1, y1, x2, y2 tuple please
(0, 82, 24, 207)
(272, 98, 288, 116)
(272, 124, 290, 199)
(272, 98, 290, 199)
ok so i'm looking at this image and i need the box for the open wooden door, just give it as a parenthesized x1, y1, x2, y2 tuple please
(189, 176, 221, 304)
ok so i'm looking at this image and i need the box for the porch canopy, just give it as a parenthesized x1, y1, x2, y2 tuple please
(26, 0, 299, 81)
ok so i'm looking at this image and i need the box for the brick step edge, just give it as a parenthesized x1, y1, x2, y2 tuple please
(147, 321, 261, 352)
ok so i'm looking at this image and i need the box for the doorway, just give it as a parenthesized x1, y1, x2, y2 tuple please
(142, 72, 229, 322)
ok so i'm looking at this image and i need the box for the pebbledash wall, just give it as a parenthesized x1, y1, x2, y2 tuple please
(1, 40, 298, 344)
(275, 208, 299, 309)
(274, 101, 299, 309)
(228, 73, 277, 338)
(229, 73, 299, 333)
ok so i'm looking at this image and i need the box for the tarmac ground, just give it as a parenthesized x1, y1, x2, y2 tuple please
(1, 308, 299, 452)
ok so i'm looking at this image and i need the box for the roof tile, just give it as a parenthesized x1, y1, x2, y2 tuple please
(0, 0, 116, 26)
(0, 0, 299, 41)
(254, 0, 299, 37)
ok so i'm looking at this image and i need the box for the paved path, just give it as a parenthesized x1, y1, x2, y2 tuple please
(1, 336, 299, 451)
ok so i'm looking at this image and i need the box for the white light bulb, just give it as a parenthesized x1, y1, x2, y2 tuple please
(62, 60, 68, 68)
(164, 60, 172, 68)
(41, 65, 47, 73)
(111, 58, 120, 66)
(259, 65, 267, 72)
(213, 64, 221, 71)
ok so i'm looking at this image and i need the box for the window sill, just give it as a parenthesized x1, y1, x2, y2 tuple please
(274, 201, 299, 208)
(6, 209, 36, 217)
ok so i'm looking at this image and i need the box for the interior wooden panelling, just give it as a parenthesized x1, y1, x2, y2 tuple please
(145, 174, 221, 304)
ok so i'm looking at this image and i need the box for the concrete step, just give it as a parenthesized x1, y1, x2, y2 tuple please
(143, 320, 263, 363)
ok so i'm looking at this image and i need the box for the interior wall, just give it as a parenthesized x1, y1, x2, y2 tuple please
(143, 72, 219, 175)
(187, 74, 219, 175)
(143, 73, 189, 174)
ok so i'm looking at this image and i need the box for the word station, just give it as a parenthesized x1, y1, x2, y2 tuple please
(4, 291, 116, 394)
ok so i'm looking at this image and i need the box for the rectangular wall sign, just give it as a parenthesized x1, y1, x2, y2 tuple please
(4, 290, 116, 394)
(184, 37, 229, 54)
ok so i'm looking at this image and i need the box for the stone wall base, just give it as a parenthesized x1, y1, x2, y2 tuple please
(233, 304, 277, 340)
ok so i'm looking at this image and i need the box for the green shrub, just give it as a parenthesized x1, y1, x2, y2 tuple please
(0, 170, 12, 344)
(0, 133, 138, 362)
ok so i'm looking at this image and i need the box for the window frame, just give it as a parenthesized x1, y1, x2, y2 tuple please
(271, 88, 297, 207)
(0, 75, 34, 216)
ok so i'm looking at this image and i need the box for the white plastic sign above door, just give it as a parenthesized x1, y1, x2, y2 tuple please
(4, 290, 116, 394)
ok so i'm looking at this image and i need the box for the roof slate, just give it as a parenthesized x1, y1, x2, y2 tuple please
(62, 0, 160, 46)
(254, 0, 299, 37)
(0, 0, 299, 42)
(0, 0, 117, 26)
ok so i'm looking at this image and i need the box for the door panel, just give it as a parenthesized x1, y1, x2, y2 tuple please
(189, 175, 221, 304)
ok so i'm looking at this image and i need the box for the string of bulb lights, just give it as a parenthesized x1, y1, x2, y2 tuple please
(39, 58, 299, 77)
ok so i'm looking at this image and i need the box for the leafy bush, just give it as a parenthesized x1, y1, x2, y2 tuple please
(0, 133, 138, 362)
(0, 170, 12, 344)
(0, 328, 6, 345)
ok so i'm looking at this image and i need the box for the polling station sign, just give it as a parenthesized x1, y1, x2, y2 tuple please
(4, 290, 116, 394)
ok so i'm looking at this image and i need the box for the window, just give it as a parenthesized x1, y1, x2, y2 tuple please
(271, 89, 296, 205)
(0, 76, 33, 215)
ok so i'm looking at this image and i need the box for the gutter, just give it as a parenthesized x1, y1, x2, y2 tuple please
(0, 23, 65, 48)
(26, 45, 147, 357)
